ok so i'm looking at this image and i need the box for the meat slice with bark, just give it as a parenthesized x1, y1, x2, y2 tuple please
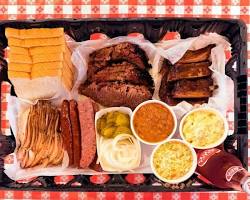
(112, 42, 149, 69)
(78, 98, 98, 169)
(177, 44, 216, 64)
(79, 82, 153, 109)
(167, 61, 212, 82)
(88, 42, 150, 78)
(172, 78, 214, 98)
(89, 61, 154, 87)
(159, 66, 210, 105)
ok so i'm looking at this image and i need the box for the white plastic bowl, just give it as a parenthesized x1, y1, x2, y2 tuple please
(130, 100, 177, 145)
(179, 107, 229, 149)
(150, 139, 197, 184)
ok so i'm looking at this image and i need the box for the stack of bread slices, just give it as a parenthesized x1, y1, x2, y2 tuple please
(6, 27, 74, 91)
(5, 28, 75, 101)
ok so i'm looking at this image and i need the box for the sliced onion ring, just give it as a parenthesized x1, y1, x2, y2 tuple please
(98, 134, 141, 172)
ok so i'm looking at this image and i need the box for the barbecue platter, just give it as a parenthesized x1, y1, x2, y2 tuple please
(0, 21, 246, 192)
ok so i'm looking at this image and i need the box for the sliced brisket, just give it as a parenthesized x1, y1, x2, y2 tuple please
(112, 42, 149, 69)
(89, 61, 153, 87)
(79, 82, 152, 109)
(88, 42, 150, 78)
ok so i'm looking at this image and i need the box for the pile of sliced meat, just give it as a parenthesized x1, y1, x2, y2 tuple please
(159, 44, 217, 106)
(79, 42, 154, 109)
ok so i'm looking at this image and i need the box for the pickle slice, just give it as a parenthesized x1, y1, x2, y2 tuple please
(115, 113, 130, 127)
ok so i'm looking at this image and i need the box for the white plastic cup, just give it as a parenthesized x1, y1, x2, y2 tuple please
(150, 139, 197, 184)
(131, 100, 177, 145)
(179, 107, 229, 149)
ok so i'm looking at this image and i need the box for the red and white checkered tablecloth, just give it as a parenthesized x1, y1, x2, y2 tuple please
(0, 0, 249, 199)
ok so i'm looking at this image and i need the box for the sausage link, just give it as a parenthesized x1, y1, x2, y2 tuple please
(60, 100, 73, 166)
(69, 100, 81, 167)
